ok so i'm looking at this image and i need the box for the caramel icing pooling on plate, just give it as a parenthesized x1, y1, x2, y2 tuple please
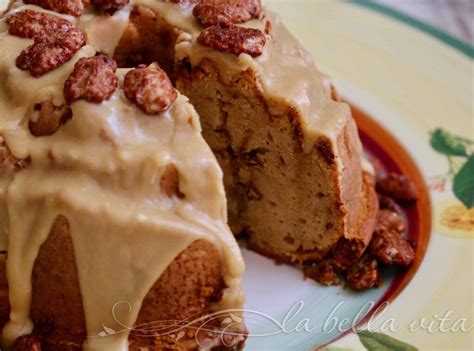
(0, 3, 244, 350)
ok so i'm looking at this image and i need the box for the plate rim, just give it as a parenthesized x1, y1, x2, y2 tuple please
(350, 0, 474, 59)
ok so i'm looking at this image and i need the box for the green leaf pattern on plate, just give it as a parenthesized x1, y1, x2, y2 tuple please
(430, 129, 468, 157)
(357, 331, 418, 351)
(429, 128, 474, 208)
(453, 156, 474, 208)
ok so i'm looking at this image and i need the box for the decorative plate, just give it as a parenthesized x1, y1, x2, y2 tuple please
(240, 1, 472, 350)
(1, 1, 472, 350)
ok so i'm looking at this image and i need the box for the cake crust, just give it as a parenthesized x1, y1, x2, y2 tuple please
(0, 216, 232, 350)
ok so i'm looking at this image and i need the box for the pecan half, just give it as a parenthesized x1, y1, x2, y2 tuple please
(16, 27, 86, 77)
(124, 65, 177, 115)
(376, 173, 419, 203)
(304, 261, 340, 286)
(167, 0, 200, 4)
(64, 54, 118, 104)
(91, 0, 129, 13)
(378, 193, 403, 215)
(12, 334, 41, 351)
(193, 0, 262, 27)
(29, 101, 72, 136)
(370, 230, 415, 266)
(375, 209, 405, 233)
(197, 25, 266, 57)
(344, 253, 380, 291)
(332, 238, 367, 267)
(0, 137, 29, 171)
(23, 0, 90, 17)
(7, 9, 72, 39)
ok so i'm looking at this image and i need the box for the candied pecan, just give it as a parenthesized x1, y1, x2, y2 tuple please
(304, 261, 340, 286)
(16, 27, 86, 77)
(167, 0, 200, 3)
(29, 101, 72, 137)
(377, 173, 419, 203)
(23, 0, 90, 17)
(370, 230, 415, 266)
(197, 25, 266, 57)
(7, 9, 72, 39)
(64, 54, 118, 104)
(378, 193, 402, 215)
(0, 137, 29, 171)
(12, 334, 41, 351)
(193, 0, 261, 27)
(375, 209, 405, 233)
(124, 65, 177, 115)
(344, 253, 379, 291)
(91, 0, 129, 13)
(332, 238, 367, 267)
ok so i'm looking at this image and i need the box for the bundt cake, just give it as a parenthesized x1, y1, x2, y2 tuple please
(0, 0, 381, 350)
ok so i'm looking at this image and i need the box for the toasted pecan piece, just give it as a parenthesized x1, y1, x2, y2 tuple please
(370, 230, 415, 266)
(377, 173, 419, 203)
(7, 9, 72, 39)
(16, 27, 86, 77)
(378, 193, 403, 215)
(344, 253, 380, 291)
(375, 209, 405, 233)
(12, 334, 41, 351)
(193, 0, 262, 27)
(91, 0, 129, 13)
(124, 65, 177, 115)
(29, 101, 72, 137)
(304, 261, 341, 286)
(167, 0, 200, 4)
(0, 137, 29, 171)
(332, 238, 367, 267)
(197, 25, 266, 57)
(64, 54, 118, 104)
(23, 0, 90, 17)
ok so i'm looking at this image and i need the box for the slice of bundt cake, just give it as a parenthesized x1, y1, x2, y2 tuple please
(115, 0, 378, 264)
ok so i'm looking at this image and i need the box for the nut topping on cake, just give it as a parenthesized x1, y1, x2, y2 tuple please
(91, 0, 129, 13)
(29, 101, 73, 136)
(344, 253, 380, 290)
(167, 0, 200, 4)
(197, 25, 266, 57)
(376, 173, 419, 203)
(7, 10, 73, 39)
(11, 334, 42, 351)
(64, 54, 118, 104)
(375, 209, 405, 233)
(16, 27, 86, 77)
(23, 0, 90, 17)
(377, 193, 402, 215)
(370, 230, 415, 266)
(124, 65, 177, 115)
(0, 137, 29, 171)
(193, 0, 262, 27)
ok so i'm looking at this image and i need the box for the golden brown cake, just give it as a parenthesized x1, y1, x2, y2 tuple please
(113, 1, 378, 263)
(0, 0, 379, 350)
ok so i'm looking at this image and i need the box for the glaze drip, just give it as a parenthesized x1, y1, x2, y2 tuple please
(0, 2, 244, 349)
